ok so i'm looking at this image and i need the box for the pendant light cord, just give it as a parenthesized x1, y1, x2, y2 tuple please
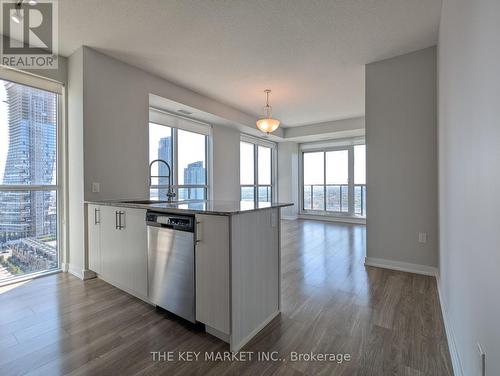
(264, 89, 272, 117)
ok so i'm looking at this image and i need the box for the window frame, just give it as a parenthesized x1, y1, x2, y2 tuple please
(299, 139, 366, 218)
(0, 72, 64, 284)
(148, 111, 211, 201)
(240, 135, 277, 203)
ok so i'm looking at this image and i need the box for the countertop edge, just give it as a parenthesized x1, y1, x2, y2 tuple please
(84, 200, 294, 216)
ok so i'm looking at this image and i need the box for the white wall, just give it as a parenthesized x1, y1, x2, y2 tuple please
(212, 124, 240, 201)
(67, 48, 86, 277)
(277, 142, 299, 218)
(79, 47, 246, 201)
(366, 47, 438, 268)
(438, 0, 500, 375)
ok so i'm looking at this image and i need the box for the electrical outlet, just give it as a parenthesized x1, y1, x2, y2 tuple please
(92, 182, 100, 193)
(477, 342, 485, 376)
(418, 232, 427, 243)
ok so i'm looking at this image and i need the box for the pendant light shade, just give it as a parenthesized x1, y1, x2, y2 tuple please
(256, 90, 280, 134)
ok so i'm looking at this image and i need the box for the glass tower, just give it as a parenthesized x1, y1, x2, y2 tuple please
(0, 82, 57, 243)
(184, 161, 205, 199)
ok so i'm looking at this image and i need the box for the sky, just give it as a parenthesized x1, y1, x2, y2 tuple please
(240, 142, 272, 185)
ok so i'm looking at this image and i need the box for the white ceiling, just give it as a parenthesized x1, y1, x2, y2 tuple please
(59, 0, 442, 127)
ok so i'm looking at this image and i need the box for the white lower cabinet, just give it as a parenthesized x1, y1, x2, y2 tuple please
(195, 214, 230, 335)
(87, 204, 101, 274)
(99, 206, 123, 285)
(116, 207, 148, 297)
(88, 205, 147, 299)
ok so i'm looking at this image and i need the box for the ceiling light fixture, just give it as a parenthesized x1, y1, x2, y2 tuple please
(256, 89, 280, 134)
(28, 0, 38, 5)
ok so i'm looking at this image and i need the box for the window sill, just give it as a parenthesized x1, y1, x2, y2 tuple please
(0, 268, 62, 288)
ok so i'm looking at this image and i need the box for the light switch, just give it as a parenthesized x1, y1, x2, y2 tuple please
(92, 182, 100, 193)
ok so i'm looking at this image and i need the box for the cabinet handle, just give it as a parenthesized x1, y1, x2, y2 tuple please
(119, 211, 125, 230)
(195, 221, 201, 244)
(94, 208, 100, 224)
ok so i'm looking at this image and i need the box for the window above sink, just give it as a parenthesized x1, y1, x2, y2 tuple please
(148, 108, 211, 201)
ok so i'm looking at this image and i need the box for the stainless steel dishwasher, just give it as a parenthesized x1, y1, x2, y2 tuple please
(146, 211, 195, 323)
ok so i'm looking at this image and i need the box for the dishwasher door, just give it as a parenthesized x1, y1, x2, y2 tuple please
(147, 225, 195, 323)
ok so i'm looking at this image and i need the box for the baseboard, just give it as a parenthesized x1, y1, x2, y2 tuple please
(68, 264, 96, 280)
(96, 274, 151, 304)
(364, 257, 438, 276)
(230, 310, 280, 352)
(60, 262, 69, 272)
(437, 276, 464, 376)
(299, 214, 366, 225)
(281, 215, 298, 221)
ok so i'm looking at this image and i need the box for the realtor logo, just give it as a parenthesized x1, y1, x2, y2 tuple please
(1, 0, 58, 69)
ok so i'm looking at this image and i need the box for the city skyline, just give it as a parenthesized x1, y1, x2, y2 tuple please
(156, 136, 206, 200)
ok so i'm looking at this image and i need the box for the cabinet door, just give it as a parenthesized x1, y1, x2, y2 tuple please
(195, 214, 230, 334)
(99, 205, 122, 284)
(87, 204, 101, 273)
(119, 208, 147, 297)
(98, 206, 147, 299)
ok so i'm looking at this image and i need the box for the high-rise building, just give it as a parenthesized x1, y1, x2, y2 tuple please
(157, 136, 172, 200)
(156, 138, 205, 200)
(184, 161, 205, 199)
(0, 82, 57, 243)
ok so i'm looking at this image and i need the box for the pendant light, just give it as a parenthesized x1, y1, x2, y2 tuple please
(256, 89, 280, 134)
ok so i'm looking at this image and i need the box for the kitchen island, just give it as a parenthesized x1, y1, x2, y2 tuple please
(85, 200, 292, 351)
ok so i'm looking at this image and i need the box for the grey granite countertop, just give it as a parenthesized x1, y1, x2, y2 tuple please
(85, 199, 293, 216)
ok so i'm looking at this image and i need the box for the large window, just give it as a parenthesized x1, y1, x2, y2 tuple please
(240, 138, 276, 203)
(148, 110, 209, 200)
(354, 145, 366, 216)
(0, 77, 61, 284)
(302, 143, 366, 217)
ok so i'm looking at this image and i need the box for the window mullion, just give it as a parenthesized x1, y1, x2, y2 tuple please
(173, 128, 178, 186)
(323, 151, 327, 211)
(348, 146, 355, 216)
(0, 185, 58, 191)
(254, 144, 259, 202)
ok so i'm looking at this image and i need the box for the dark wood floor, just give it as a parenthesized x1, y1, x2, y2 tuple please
(0, 219, 453, 376)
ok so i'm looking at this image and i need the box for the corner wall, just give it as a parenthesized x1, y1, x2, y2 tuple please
(212, 124, 240, 201)
(365, 47, 438, 270)
(438, 0, 500, 375)
(67, 48, 86, 277)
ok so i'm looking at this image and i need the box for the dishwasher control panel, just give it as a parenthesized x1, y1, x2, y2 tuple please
(146, 211, 194, 232)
